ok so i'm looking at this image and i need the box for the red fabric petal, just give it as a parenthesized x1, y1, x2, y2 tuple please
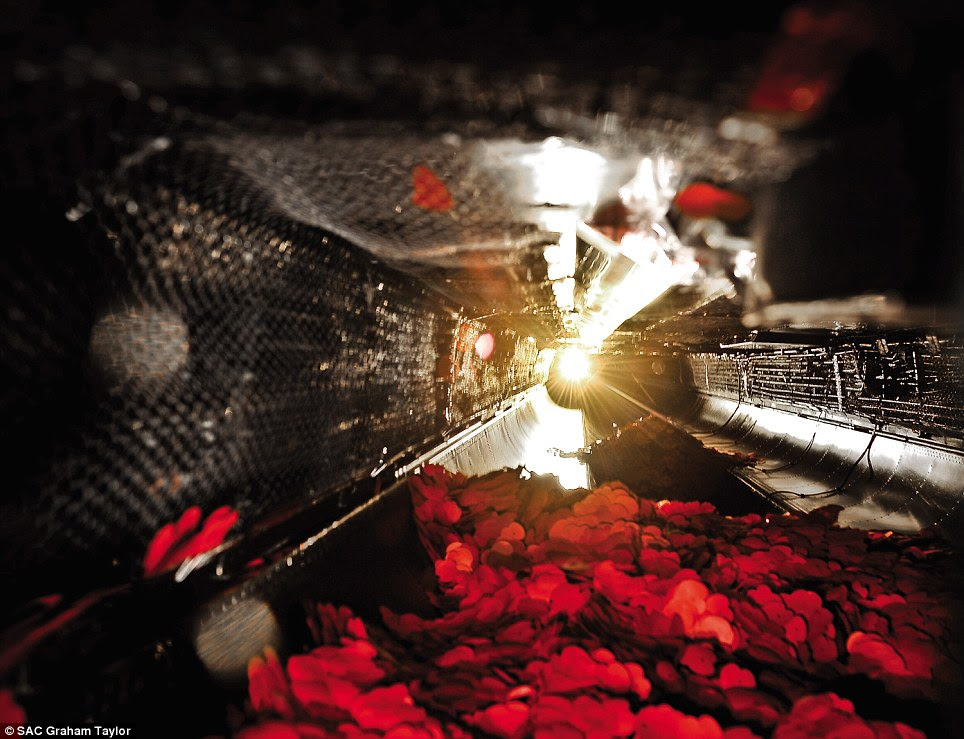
(0, 688, 26, 726)
(719, 663, 756, 690)
(248, 648, 295, 719)
(143, 505, 238, 576)
(773, 693, 881, 739)
(522, 564, 589, 616)
(236, 721, 301, 739)
(635, 704, 724, 739)
(570, 695, 636, 737)
(656, 660, 686, 693)
(674, 182, 752, 221)
(506, 685, 534, 701)
(681, 643, 717, 677)
(872, 723, 927, 739)
(411, 165, 454, 212)
(143, 521, 179, 576)
(725, 688, 784, 727)
(846, 631, 911, 678)
(694, 614, 737, 649)
(384, 724, 446, 739)
(662, 579, 710, 631)
(526, 645, 650, 700)
(288, 652, 364, 717)
(722, 729, 762, 739)
(467, 701, 530, 738)
(349, 685, 427, 731)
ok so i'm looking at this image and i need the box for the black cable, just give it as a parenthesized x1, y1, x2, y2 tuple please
(759, 430, 878, 502)
(759, 430, 817, 473)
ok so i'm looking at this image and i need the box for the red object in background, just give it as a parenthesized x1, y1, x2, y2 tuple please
(674, 183, 752, 222)
(589, 199, 633, 244)
(474, 332, 496, 361)
(773, 692, 924, 739)
(747, 1, 876, 119)
(143, 505, 239, 577)
(0, 587, 124, 678)
(0, 688, 26, 726)
(411, 164, 454, 212)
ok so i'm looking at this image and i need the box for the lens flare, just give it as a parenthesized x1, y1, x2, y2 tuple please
(474, 332, 496, 360)
(557, 347, 591, 382)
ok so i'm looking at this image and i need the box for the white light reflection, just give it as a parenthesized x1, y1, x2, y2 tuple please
(551, 277, 577, 313)
(512, 137, 607, 207)
(575, 226, 694, 347)
(540, 209, 580, 313)
(718, 116, 777, 146)
(522, 386, 589, 490)
(617, 154, 681, 222)
(732, 249, 757, 282)
(557, 347, 591, 382)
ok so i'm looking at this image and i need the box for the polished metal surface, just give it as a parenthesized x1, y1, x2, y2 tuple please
(430, 385, 589, 489)
(685, 394, 964, 534)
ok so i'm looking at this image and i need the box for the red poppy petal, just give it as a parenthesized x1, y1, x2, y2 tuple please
(635, 704, 724, 739)
(412, 165, 454, 212)
(0, 688, 26, 726)
(247, 649, 295, 719)
(236, 722, 301, 739)
(174, 506, 203, 538)
(189, 506, 240, 555)
(726, 689, 784, 727)
(349, 685, 427, 731)
(662, 579, 709, 632)
(723, 729, 762, 739)
(143, 522, 178, 576)
(719, 663, 756, 690)
(470, 701, 530, 738)
(846, 632, 910, 677)
(681, 644, 717, 677)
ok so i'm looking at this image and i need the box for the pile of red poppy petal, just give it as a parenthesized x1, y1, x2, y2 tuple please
(241, 466, 961, 738)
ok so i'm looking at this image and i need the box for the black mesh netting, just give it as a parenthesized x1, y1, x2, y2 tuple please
(685, 336, 964, 442)
(0, 1, 823, 601)
(0, 91, 564, 600)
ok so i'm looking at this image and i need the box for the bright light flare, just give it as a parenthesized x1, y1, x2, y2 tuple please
(474, 332, 496, 360)
(557, 347, 591, 382)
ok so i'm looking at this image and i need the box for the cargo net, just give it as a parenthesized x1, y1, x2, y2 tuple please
(686, 335, 964, 442)
(21, 37, 813, 189)
(0, 106, 555, 598)
(602, 294, 754, 355)
(448, 319, 545, 425)
(2, 26, 818, 595)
